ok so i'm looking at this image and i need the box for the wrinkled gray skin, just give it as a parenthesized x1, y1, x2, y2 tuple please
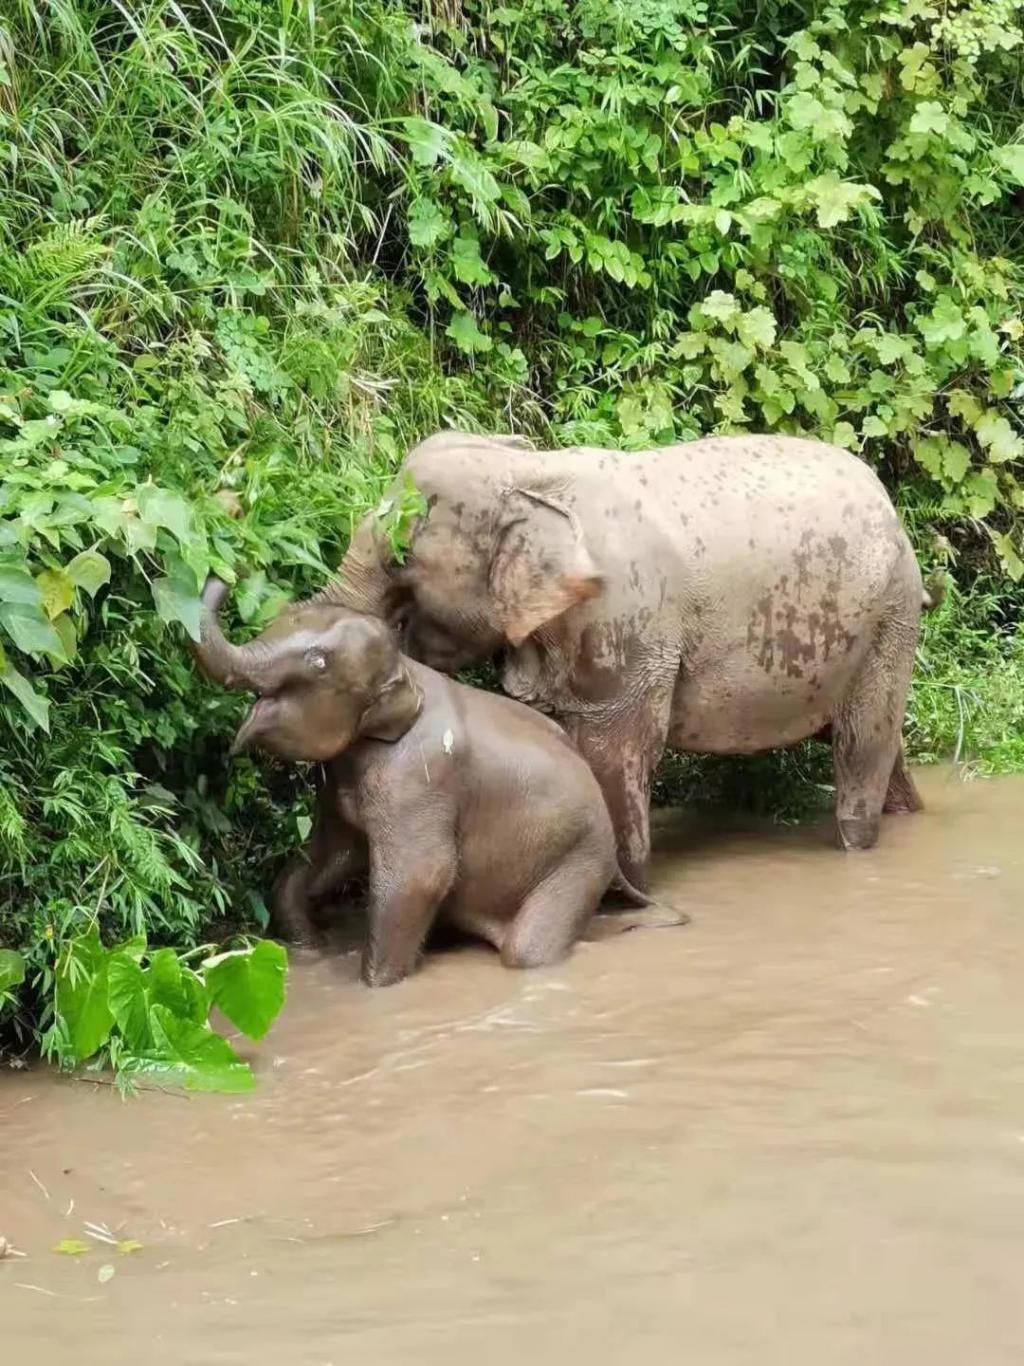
(191, 580, 683, 987)
(324, 431, 936, 891)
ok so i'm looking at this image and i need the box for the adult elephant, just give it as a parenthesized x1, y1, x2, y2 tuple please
(321, 430, 937, 890)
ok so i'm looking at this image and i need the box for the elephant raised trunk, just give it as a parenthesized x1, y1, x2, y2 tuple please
(191, 577, 281, 694)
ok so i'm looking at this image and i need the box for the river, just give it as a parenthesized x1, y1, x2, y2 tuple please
(4, 767, 1024, 1363)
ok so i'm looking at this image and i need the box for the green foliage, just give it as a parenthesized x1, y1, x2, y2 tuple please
(48, 925, 288, 1092)
(2, 0, 1024, 1057)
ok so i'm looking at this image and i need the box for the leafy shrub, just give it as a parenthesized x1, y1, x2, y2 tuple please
(2, 0, 1023, 1057)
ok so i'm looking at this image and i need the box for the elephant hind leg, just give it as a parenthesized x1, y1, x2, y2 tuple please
(500, 853, 608, 971)
(831, 614, 918, 851)
(883, 743, 924, 814)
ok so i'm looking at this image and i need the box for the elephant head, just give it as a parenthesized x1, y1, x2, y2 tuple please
(191, 578, 422, 761)
(328, 432, 604, 672)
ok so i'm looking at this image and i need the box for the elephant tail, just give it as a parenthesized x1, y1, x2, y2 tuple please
(922, 568, 947, 613)
(610, 869, 655, 908)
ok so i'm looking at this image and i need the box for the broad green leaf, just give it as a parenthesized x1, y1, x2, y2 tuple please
(805, 173, 879, 228)
(55, 925, 113, 1062)
(450, 235, 494, 287)
(67, 550, 111, 598)
(916, 296, 966, 347)
(235, 571, 268, 625)
(0, 948, 25, 992)
(145, 949, 208, 1024)
(942, 441, 971, 484)
(0, 661, 50, 732)
(994, 144, 1024, 184)
(736, 307, 776, 350)
(965, 469, 999, 519)
(36, 568, 74, 621)
(204, 940, 288, 1042)
(140, 1005, 255, 1093)
(402, 116, 447, 167)
(989, 530, 1024, 582)
(407, 197, 448, 249)
(152, 555, 202, 641)
(699, 290, 739, 324)
(947, 390, 983, 424)
(975, 411, 1023, 463)
(908, 100, 949, 137)
(0, 601, 65, 659)
(108, 952, 152, 1053)
(0, 562, 42, 607)
(136, 485, 193, 543)
(446, 311, 492, 354)
(52, 614, 77, 664)
(870, 333, 914, 366)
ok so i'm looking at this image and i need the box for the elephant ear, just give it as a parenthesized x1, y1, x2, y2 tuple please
(489, 488, 603, 647)
(358, 660, 423, 742)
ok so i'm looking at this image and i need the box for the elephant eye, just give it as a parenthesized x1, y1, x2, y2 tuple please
(306, 649, 327, 672)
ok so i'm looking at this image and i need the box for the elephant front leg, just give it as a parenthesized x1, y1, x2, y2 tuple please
(572, 694, 672, 893)
(362, 837, 456, 987)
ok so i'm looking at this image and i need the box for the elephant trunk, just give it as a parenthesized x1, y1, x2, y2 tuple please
(191, 577, 276, 693)
(315, 515, 395, 618)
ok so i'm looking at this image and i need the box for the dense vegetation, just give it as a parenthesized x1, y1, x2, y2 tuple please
(2, 0, 1023, 1061)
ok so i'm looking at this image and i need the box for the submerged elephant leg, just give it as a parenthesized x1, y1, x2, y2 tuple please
(500, 852, 607, 970)
(572, 691, 673, 893)
(882, 742, 924, 814)
(362, 836, 456, 987)
(831, 614, 918, 850)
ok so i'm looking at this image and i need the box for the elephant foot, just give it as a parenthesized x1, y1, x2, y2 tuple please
(583, 904, 690, 941)
(882, 751, 924, 815)
(836, 814, 881, 851)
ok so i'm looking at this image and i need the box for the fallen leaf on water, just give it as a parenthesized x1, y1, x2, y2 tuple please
(52, 1239, 90, 1256)
(117, 1240, 143, 1255)
(98, 1264, 115, 1284)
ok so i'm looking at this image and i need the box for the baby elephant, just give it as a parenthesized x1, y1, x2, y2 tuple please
(192, 579, 684, 987)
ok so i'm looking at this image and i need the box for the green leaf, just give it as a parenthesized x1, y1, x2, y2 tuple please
(445, 311, 492, 354)
(943, 441, 971, 484)
(152, 555, 202, 641)
(55, 925, 113, 1062)
(145, 948, 208, 1023)
(0, 948, 25, 992)
(806, 173, 879, 228)
(136, 485, 193, 543)
(909, 101, 949, 137)
(139, 1005, 255, 1093)
(53, 1239, 91, 1256)
(994, 144, 1024, 184)
(948, 390, 983, 424)
(916, 296, 966, 347)
(699, 290, 740, 324)
(36, 568, 74, 621)
(402, 116, 447, 167)
(52, 614, 77, 664)
(0, 561, 43, 607)
(450, 235, 494, 287)
(736, 307, 776, 350)
(108, 952, 152, 1053)
(0, 602, 65, 659)
(204, 940, 288, 1042)
(0, 661, 50, 732)
(975, 411, 1023, 463)
(407, 197, 448, 249)
(98, 1263, 116, 1284)
(67, 550, 111, 598)
(989, 530, 1024, 582)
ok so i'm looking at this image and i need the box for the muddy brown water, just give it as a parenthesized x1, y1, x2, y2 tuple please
(4, 767, 1024, 1364)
